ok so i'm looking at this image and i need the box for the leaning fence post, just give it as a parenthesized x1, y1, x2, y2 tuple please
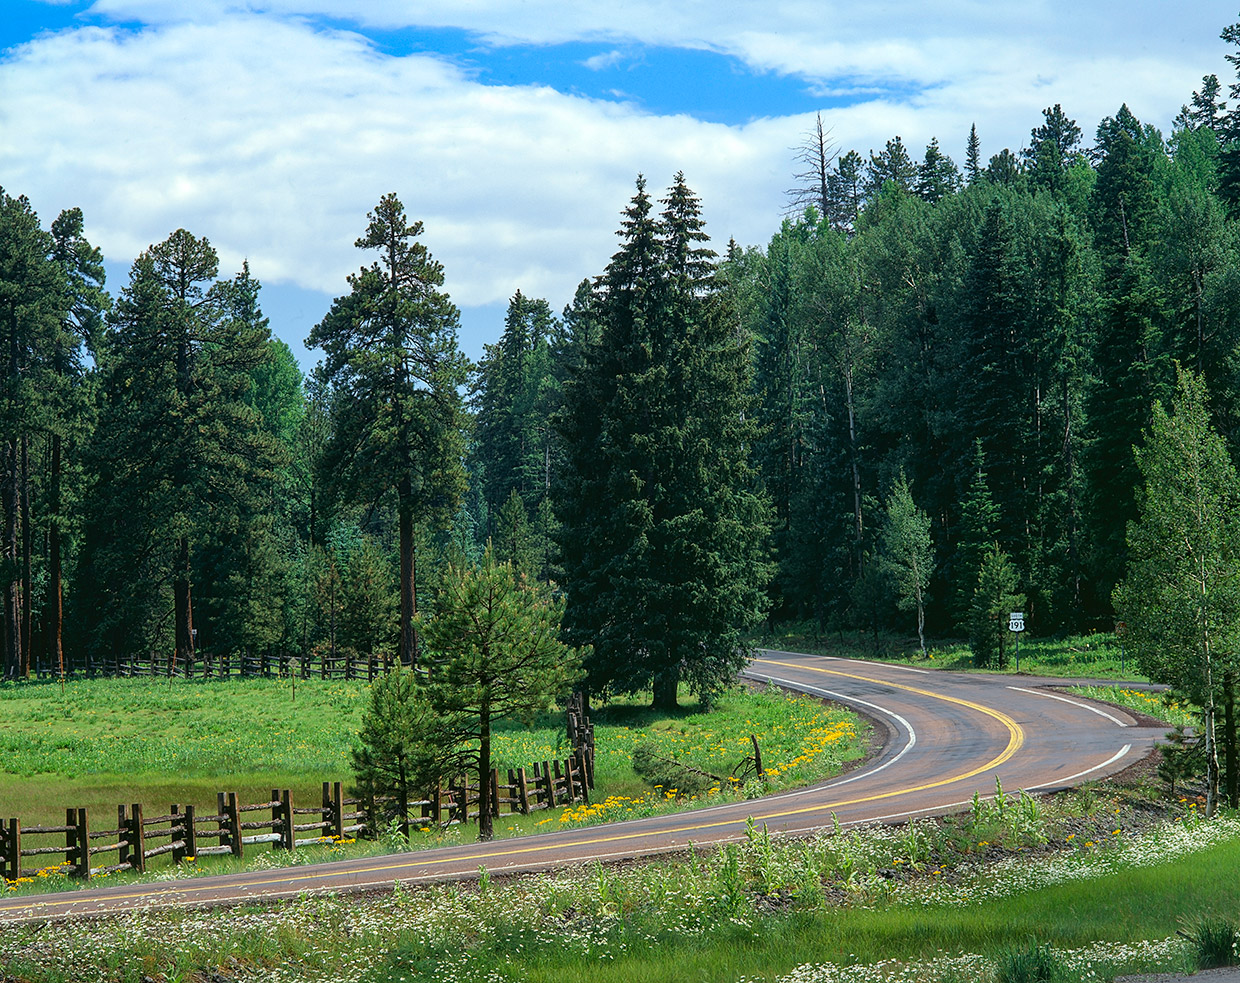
(516, 768, 531, 814)
(224, 792, 243, 859)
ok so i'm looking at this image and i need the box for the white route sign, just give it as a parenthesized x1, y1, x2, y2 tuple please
(1008, 612, 1025, 633)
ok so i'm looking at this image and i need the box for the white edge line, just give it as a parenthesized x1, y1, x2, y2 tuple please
(739, 671, 917, 793)
(1007, 685, 1129, 727)
(1026, 744, 1133, 792)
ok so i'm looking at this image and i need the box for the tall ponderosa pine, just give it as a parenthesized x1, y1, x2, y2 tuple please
(309, 194, 468, 667)
(0, 191, 66, 678)
(557, 174, 771, 708)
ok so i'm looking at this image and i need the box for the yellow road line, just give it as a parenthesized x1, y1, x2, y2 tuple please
(0, 660, 1024, 913)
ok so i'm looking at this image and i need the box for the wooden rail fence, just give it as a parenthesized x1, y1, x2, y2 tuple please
(2, 748, 594, 884)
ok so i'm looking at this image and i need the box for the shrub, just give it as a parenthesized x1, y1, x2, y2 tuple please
(996, 940, 1068, 983)
(1184, 915, 1240, 969)
(631, 741, 714, 797)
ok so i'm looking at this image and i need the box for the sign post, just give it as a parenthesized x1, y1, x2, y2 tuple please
(1008, 611, 1025, 671)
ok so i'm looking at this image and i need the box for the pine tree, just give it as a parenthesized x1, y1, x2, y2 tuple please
(965, 124, 982, 184)
(1024, 104, 1083, 192)
(969, 544, 1024, 668)
(78, 232, 279, 671)
(308, 194, 468, 667)
(953, 441, 1000, 627)
(0, 191, 65, 677)
(827, 149, 865, 232)
(557, 174, 771, 708)
(865, 137, 917, 199)
(916, 138, 962, 204)
(416, 548, 583, 841)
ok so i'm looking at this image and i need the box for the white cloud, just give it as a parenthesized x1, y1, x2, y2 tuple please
(0, 3, 1234, 362)
(582, 48, 626, 71)
(0, 16, 796, 319)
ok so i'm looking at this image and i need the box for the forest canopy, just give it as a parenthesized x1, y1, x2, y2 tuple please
(5, 16, 1240, 706)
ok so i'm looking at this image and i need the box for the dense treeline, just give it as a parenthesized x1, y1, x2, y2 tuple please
(5, 18, 1240, 696)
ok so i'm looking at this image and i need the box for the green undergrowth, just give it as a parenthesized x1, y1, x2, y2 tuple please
(1, 787, 1231, 983)
(755, 625, 1147, 682)
(1066, 684, 1196, 729)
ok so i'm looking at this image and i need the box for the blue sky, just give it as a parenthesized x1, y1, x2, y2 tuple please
(0, 1, 1232, 368)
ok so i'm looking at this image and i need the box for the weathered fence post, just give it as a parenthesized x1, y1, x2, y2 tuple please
(220, 791, 243, 859)
(516, 768, 531, 814)
(67, 807, 89, 879)
(331, 782, 344, 838)
(129, 802, 146, 873)
(3, 817, 20, 881)
(490, 768, 500, 818)
(171, 804, 183, 864)
(183, 804, 197, 860)
(279, 789, 295, 851)
(541, 761, 555, 808)
(574, 751, 589, 804)
(118, 804, 130, 869)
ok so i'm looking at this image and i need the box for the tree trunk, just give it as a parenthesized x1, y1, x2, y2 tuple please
(20, 435, 30, 678)
(478, 706, 493, 842)
(397, 754, 410, 841)
(49, 433, 64, 681)
(3, 441, 19, 681)
(652, 670, 679, 710)
(1225, 671, 1238, 810)
(173, 535, 195, 675)
(398, 475, 417, 667)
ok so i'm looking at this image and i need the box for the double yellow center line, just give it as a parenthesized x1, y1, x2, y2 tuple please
(1, 659, 1024, 914)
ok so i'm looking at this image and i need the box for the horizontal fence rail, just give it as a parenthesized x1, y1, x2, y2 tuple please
(2, 744, 594, 884)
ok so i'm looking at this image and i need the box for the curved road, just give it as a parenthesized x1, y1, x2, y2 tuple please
(0, 650, 1165, 923)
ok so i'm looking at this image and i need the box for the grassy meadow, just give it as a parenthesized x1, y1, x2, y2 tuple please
(0, 674, 864, 868)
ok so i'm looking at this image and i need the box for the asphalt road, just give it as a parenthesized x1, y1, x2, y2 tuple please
(0, 650, 1165, 923)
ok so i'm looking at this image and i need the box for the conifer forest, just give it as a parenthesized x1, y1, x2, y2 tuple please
(6, 19, 1240, 703)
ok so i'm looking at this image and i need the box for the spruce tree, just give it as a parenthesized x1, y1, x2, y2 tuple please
(557, 174, 771, 708)
(953, 441, 1000, 627)
(965, 124, 982, 184)
(968, 544, 1024, 668)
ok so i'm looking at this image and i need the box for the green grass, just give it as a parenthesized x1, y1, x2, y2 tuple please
(755, 624, 1148, 681)
(6, 803, 1237, 983)
(0, 675, 864, 885)
(1066, 684, 1195, 728)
